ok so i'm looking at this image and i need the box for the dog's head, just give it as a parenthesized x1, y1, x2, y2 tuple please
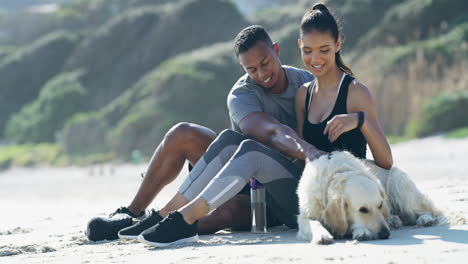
(343, 175, 390, 240)
(322, 152, 391, 240)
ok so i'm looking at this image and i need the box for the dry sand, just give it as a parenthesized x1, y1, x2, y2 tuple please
(1, 135, 468, 263)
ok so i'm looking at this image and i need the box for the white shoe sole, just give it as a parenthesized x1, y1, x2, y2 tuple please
(118, 233, 139, 240)
(137, 234, 199, 247)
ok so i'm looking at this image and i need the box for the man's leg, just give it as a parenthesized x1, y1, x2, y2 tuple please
(127, 122, 217, 216)
(87, 125, 250, 241)
(121, 129, 251, 238)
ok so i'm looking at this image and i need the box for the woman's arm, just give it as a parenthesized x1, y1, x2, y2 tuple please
(347, 80, 393, 169)
(322, 79, 393, 168)
(295, 84, 308, 139)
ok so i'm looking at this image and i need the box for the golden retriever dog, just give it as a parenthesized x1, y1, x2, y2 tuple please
(297, 151, 443, 245)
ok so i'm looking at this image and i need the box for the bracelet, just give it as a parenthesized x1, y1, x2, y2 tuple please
(356, 111, 365, 130)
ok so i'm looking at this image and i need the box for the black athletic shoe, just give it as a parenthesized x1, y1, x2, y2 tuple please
(137, 211, 198, 247)
(118, 209, 163, 239)
(86, 207, 145, 241)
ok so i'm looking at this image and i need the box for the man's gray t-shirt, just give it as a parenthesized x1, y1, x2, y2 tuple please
(227, 65, 314, 132)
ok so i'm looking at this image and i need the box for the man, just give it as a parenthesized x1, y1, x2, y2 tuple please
(87, 25, 321, 243)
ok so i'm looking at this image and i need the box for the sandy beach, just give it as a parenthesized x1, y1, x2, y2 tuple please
(1, 135, 468, 263)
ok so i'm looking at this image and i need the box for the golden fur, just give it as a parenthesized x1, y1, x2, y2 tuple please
(297, 151, 443, 244)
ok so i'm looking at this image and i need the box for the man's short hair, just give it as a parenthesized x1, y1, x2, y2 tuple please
(234, 25, 273, 57)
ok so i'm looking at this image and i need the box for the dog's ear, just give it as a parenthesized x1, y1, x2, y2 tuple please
(323, 197, 348, 236)
(380, 189, 391, 219)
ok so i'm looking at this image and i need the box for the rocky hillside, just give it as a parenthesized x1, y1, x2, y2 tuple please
(0, 0, 466, 160)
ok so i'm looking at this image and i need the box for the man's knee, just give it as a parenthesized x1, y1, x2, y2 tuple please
(166, 122, 195, 139)
(165, 122, 214, 144)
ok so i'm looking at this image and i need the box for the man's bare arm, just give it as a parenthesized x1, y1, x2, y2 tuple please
(238, 112, 324, 161)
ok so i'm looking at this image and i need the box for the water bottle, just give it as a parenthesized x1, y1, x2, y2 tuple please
(251, 178, 267, 233)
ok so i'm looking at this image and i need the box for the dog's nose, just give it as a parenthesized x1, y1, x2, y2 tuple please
(378, 228, 390, 239)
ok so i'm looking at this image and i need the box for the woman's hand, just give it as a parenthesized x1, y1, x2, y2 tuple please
(323, 113, 360, 142)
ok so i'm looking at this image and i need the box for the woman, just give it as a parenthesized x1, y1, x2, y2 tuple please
(295, 3, 392, 168)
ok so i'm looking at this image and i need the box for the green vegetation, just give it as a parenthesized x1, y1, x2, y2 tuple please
(0, 0, 467, 167)
(0, 46, 15, 61)
(248, 1, 306, 32)
(63, 42, 242, 157)
(386, 135, 413, 145)
(5, 70, 87, 143)
(410, 91, 468, 137)
(62, 0, 246, 114)
(62, 112, 111, 156)
(382, 22, 468, 69)
(445, 127, 468, 139)
(0, 143, 117, 170)
(357, 0, 467, 49)
(0, 143, 62, 170)
(0, 31, 79, 134)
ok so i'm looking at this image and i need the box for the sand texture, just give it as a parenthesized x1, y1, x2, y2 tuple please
(1, 136, 468, 263)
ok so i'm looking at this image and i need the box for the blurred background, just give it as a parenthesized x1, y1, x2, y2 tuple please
(0, 0, 466, 169)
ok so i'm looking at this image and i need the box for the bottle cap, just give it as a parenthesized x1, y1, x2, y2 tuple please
(251, 178, 263, 189)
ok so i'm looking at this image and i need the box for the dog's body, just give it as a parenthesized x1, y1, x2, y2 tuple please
(297, 151, 443, 244)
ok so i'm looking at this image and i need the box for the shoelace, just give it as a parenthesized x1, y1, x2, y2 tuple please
(157, 213, 179, 229)
(139, 209, 157, 222)
(109, 206, 128, 217)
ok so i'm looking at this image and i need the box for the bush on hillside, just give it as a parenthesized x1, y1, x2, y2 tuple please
(55, 0, 174, 31)
(62, 112, 111, 155)
(0, 0, 169, 47)
(250, 0, 405, 51)
(61, 42, 241, 157)
(270, 24, 306, 68)
(63, 0, 247, 111)
(0, 46, 15, 61)
(248, 2, 306, 32)
(358, 0, 468, 49)
(0, 143, 61, 170)
(383, 22, 468, 69)
(110, 59, 238, 155)
(5, 70, 87, 143)
(0, 10, 63, 46)
(0, 31, 78, 135)
(336, 0, 405, 49)
(412, 91, 468, 137)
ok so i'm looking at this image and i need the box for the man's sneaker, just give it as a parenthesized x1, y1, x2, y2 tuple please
(86, 207, 145, 241)
(118, 209, 163, 239)
(137, 211, 198, 247)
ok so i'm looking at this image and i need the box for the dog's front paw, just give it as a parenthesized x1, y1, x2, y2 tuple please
(386, 215, 403, 229)
(416, 214, 436, 227)
(352, 227, 373, 241)
(311, 232, 334, 245)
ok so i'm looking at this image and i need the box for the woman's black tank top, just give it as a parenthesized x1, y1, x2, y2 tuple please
(303, 74, 367, 158)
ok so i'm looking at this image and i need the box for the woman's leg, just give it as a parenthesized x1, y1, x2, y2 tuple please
(198, 194, 251, 234)
(181, 139, 303, 228)
(136, 139, 304, 247)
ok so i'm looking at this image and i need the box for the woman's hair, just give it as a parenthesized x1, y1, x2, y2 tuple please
(300, 3, 353, 77)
